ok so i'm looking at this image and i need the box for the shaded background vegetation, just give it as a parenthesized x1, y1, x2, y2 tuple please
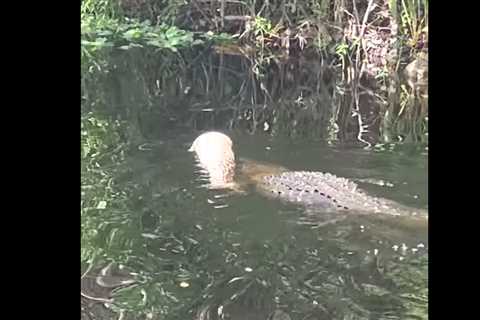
(82, 0, 428, 146)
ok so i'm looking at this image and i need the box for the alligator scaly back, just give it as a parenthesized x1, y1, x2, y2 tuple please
(258, 171, 427, 218)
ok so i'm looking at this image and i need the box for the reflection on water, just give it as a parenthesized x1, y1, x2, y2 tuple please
(82, 131, 427, 320)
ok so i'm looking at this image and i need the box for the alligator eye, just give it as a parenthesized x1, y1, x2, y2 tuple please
(343, 206, 349, 210)
(305, 190, 309, 193)
(288, 187, 292, 190)
(332, 199, 337, 203)
(326, 195, 331, 199)
(314, 189, 319, 193)
(337, 205, 343, 208)
(320, 192, 325, 196)
(278, 191, 282, 195)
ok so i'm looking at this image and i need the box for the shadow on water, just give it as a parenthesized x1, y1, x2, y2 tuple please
(81, 49, 427, 320)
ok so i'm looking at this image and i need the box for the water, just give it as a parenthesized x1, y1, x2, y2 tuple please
(82, 47, 428, 319)
(83, 131, 427, 320)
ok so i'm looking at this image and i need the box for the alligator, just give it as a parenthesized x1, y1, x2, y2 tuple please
(189, 131, 428, 220)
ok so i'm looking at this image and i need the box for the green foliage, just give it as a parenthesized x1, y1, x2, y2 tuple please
(252, 17, 278, 40)
(81, 114, 123, 160)
(81, 0, 209, 76)
(400, 0, 428, 48)
(82, 18, 202, 53)
(335, 42, 350, 69)
(81, 112, 128, 263)
(81, 0, 120, 19)
(386, 0, 428, 54)
(202, 31, 235, 44)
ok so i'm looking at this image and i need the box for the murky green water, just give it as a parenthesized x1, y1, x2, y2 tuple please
(82, 47, 427, 319)
(82, 130, 427, 320)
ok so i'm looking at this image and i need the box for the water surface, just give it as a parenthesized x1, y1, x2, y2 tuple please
(100, 131, 428, 320)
